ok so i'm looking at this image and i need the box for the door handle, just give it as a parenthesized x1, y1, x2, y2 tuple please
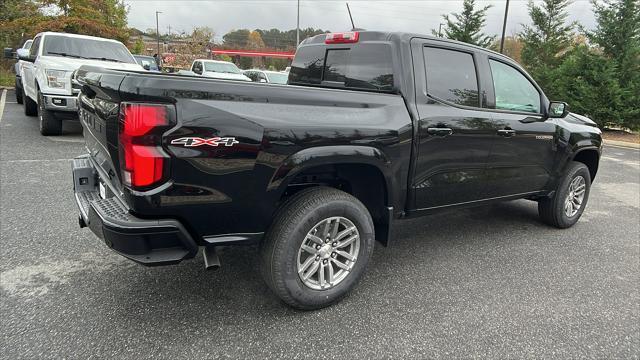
(497, 129, 516, 137)
(427, 127, 453, 137)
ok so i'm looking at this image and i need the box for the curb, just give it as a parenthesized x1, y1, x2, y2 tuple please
(604, 139, 640, 149)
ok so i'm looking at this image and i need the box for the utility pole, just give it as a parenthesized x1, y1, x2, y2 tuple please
(499, 0, 510, 54)
(155, 11, 162, 57)
(438, 23, 445, 37)
(346, 3, 355, 30)
(296, 0, 300, 47)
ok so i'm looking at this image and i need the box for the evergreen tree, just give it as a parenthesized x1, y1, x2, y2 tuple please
(588, 0, 639, 130)
(520, 0, 574, 98)
(553, 45, 624, 127)
(435, 0, 495, 47)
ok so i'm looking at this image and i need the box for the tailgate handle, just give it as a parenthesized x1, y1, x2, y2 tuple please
(427, 127, 453, 137)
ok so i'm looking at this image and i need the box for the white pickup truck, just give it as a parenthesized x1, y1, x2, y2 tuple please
(189, 59, 252, 81)
(18, 32, 143, 135)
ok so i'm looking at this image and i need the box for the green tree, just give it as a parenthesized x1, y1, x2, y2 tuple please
(520, 0, 574, 98)
(435, 0, 495, 47)
(588, 0, 640, 130)
(131, 37, 144, 54)
(553, 45, 624, 128)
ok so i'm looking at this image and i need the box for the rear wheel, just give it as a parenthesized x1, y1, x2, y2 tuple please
(260, 187, 375, 310)
(37, 91, 62, 136)
(15, 82, 23, 104)
(24, 89, 37, 116)
(538, 161, 591, 228)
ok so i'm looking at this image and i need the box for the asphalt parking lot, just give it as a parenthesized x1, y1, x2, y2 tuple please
(0, 88, 638, 359)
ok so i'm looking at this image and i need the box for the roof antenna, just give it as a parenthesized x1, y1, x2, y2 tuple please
(346, 2, 356, 30)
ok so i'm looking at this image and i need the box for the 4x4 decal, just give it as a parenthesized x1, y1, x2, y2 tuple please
(171, 137, 239, 147)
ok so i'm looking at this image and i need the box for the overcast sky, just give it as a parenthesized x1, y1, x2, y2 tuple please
(123, 0, 596, 42)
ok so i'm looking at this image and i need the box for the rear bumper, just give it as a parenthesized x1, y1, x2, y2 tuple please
(72, 156, 198, 266)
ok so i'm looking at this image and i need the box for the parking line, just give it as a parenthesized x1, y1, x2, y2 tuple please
(0, 89, 6, 123)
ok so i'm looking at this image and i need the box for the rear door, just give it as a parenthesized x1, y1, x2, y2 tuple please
(411, 40, 495, 210)
(484, 57, 558, 197)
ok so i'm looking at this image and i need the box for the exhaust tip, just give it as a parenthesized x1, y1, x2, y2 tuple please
(203, 246, 221, 271)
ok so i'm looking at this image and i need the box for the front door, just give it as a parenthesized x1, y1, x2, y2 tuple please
(484, 58, 558, 197)
(412, 43, 495, 210)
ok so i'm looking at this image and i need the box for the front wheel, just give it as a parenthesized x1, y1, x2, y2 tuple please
(538, 161, 591, 228)
(260, 187, 375, 310)
(24, 89, 37, 116)
(37, 91, 62, 136)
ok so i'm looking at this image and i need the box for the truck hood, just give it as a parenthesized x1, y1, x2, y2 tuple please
(39, 56, 144, 72)
(202, 71, 252, 82)
(567, 112, 598, 127)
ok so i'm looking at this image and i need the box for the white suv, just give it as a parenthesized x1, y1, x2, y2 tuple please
(19, 32, 143, 135)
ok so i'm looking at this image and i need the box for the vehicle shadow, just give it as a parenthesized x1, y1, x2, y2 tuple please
(100, 199, 546, 325)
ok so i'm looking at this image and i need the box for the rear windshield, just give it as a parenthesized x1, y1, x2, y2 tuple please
(288, 43, 395, 92)
(43, 35, 135, 63)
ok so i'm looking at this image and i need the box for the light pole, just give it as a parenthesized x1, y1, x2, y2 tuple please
(499, 0, 510, 54)
(155, 11, 162, 58)
(296, 0, 300, 47)
(438, 23, 445, 37)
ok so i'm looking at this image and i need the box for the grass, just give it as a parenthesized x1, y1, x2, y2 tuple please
(0, 67, 15, 87)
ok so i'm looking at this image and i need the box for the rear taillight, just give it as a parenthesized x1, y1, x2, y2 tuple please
(119, 103, 175, 190)
(325, 32, 359, 44)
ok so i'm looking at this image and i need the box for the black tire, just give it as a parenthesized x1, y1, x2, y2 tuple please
(538, 161, 591, 228)
(37, 91, 63, 136)
(24, 89, 37, 116)
(260, 187, 375, 310)
(15, 83, 23, 104)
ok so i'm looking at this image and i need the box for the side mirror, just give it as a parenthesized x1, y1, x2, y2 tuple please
(3, 48, 14, 59)
(259, 78, 267, 83)
(548, 101, 569, 118)
(143, 64, 151, 70)
(16, 48, 29, 58)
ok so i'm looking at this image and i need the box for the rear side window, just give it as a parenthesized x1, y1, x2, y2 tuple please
(289, 43, 395, 92)
(423, 47, 479, 107)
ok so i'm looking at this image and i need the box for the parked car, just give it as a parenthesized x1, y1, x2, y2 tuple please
(12, 39, 33, 104)
(243, 69, 289, 84)
(189, 59, 251, 81)
(72, 31, 602, 310)
(133, 55, 160, 72)
(17, 32, 143, 135)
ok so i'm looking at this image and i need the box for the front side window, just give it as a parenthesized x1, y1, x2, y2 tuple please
(43, 35, 135, 63)
(489, 60, 541, 113)
(30, 36, 41, 57)
(423, 47, 479, 107)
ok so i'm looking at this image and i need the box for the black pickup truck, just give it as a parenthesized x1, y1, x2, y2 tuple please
(72, 31, 601, 309)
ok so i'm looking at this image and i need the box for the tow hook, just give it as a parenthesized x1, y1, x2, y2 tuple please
(203, 246, 221, 271)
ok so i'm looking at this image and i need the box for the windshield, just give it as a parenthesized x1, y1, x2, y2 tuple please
(203, 62, 242, 74)
(23, 40, 33, 50)
(43, 35, 135, 63)
(266, 72, 288, 84)
(134, 56, 159, 70)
